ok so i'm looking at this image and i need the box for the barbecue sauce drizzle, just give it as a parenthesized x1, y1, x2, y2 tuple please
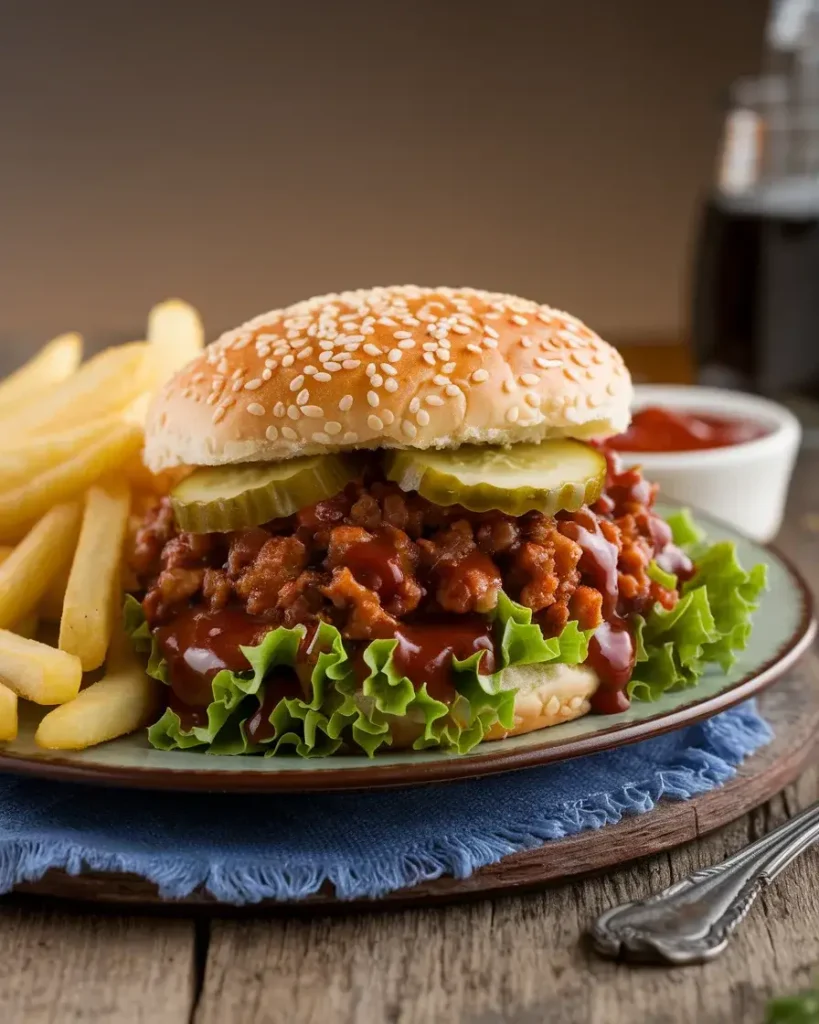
(151, 454, 694, 725)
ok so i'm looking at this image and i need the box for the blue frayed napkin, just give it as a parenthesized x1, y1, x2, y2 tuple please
(0, 701, 771, 904)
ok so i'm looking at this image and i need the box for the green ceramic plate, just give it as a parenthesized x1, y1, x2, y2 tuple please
(0, 505, 813, 793)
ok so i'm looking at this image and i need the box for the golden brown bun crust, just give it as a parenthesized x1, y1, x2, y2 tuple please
(383, 662, 599, 750)
(144, 285, 632, 471)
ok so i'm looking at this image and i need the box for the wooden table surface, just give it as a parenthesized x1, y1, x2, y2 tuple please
(1, 457, 818, 1023)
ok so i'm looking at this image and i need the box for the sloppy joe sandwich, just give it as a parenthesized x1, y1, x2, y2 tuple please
(126, 286, 764, 756)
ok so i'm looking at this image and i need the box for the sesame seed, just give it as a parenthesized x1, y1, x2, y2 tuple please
(343, 431, 358, 444)
(247, 403, 266, 417)
(435, 347, 449, 359)
(325, 361, 342, 371)
(404, 317, 421, 326)
(231, 381, 243, 393)
(290, 375, 306, 392)
(378, 317, 398, 326)
(312, 432, 331, 444)
(393, 330, 412, 339)
(288, 405, 300, 420)
(282, 354, 294, 368)
(304, 365, 317, 376)
(521, 373, 540, 386)
(282, 426, 298, 441)
(262, 369, 273, 381)
(433, 374, 449, 386)
(484, 325, 500, 339)
(302, 405, 323, 418)
(265, 358, 278, 369)
(367, 414, 384, 431)
(466, 344, 481, 354)
(297, 347, 313, 359)
(361, 326, 374, 335)
(426, 395, 444, 406)
(342, 359, 361, 369)
(382, 409, 395, 425)
(442, 362, 456, 374)
(452, 324, 470, 335)
(445, 383, 461, 397)
(416, 409, 430, 427)
(371, 374, 384, 387)
(520, 336, 533, 348)
(537, 311, 552, 325)
(274, 402, 286, 417)
(381, 363, 397, 375)
(213, 408, 226, 424)
(366, 363, 376, 376)
(319, 340, 335, 350)
(325, 421, 342, 435)
(409, 397, 421, 414)
(511, 314, 528, 326)
(367, 391, 380, 407)
(339, 395, 353, 412)
(363, 343, 380, 357)
(343, 342, 361, 352)
(397, 339, 415, 350)
(422, 342, 438, 351)
(502, 379, 514, 393)
(384, 378, 398, 392)
(471, 369, 489, 382)
(423, 353, 436, 366)
(319, 351, 334, 363)
(266, 425, 279, 441)
(483, 337, 498, 349)
(506, 406, 520, 423)
(563, 367, 582, 383)
(535, 356, 562, 369)
(231, 368, 244, 380)
(314, 372, 331, 382)
(387, 349, 402, 362)
(296, 389, 309, 406)
(402, 420, 417, 439)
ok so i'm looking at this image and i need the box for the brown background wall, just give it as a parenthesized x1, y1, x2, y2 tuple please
(0, 0, 765, 355)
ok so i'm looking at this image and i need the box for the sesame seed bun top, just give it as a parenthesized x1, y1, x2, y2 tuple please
(143, 285, 633, 471)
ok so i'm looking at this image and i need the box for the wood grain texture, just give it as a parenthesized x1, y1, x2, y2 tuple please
(0, 907, 196, 1023)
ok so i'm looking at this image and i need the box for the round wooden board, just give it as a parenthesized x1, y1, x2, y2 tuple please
(13, 663, 819, 914)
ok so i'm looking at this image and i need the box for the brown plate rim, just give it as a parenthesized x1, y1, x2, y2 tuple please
(0, 530, 814, 794)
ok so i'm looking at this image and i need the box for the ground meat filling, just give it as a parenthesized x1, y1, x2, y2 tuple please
(130, 451, 692, 710)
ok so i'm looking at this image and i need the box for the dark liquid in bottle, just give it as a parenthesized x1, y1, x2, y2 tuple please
(691, 196, 819, 396)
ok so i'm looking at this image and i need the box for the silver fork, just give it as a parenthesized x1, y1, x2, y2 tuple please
(589, 799, 819, 965)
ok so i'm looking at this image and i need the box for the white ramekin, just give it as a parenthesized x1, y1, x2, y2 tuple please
(619, 385, 802, 543)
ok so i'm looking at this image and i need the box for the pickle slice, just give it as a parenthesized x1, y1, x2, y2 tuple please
(171, 454, 358, 533)
(384, 440, 606, 516)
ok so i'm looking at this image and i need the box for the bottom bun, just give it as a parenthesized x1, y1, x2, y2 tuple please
(482, 662, 599, 740)
(364, 662, 600, 750)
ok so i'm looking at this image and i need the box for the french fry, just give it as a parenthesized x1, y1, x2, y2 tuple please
(59, 479, 131, 671)
(0, 421, 143, 534)
(36, 622, 161, 750)
(0, 502, 82, 630)
(0, 682, 17, 742)
(40, 564, 70, 624)
(0, 414, 125, 491)
(147, 298, 204, 383)
(1, 342, 153, 438)
(0, 333, 82, 416)
(0, 630, 82, 704)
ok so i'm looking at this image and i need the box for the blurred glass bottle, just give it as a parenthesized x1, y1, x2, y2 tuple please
(692, 0, 819, 396)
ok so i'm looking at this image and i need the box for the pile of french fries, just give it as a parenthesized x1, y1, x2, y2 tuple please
(0, 300, 204, 750)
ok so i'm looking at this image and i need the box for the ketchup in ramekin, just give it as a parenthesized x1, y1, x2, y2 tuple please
(609, 406, 770, 454)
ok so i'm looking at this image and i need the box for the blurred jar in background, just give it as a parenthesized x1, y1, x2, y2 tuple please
(692, 0, 819, 398)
